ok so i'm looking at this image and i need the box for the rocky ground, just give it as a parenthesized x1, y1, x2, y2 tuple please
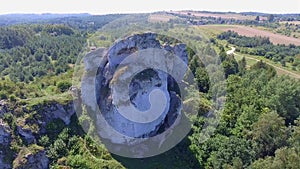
(0, 100, 75, 169)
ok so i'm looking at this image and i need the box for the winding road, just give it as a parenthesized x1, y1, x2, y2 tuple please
(227, 47, 300, 80)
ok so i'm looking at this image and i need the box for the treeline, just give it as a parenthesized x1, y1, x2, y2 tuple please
(218, 30, 300, 65)
(0, 24, 85, 83)
(45, 14, 125, 32)
(218, 30, 271, 47)
(0, 14, 125, 32)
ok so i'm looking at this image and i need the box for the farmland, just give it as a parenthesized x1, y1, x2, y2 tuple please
(199, 25, 300, 46)
(148, 13, 176, 22)
(171, 11, 265, 20)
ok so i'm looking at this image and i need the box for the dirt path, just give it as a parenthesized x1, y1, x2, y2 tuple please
(228, 47, 300, 79)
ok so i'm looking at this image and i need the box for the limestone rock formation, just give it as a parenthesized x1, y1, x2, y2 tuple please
(0, 122, 10, 145)
(0, 122, 12, 169)
(17, 126, 35, 144)
(13, 146, 49, 169)
(91, 33, 188, 143)
(43, 103, 75, 125)
(0, 101, 74, 168)
(16, 102, 75, 144)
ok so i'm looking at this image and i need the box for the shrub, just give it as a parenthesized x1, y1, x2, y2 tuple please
(57, 81, 72, 92)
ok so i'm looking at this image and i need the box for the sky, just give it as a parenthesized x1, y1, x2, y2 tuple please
(0, 0, 299, 15)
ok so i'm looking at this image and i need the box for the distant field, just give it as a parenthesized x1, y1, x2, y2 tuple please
(280, 21, 300, 25)
(199, 25, 300, 46)
(148, 14, 176, 22)
(171, 11, 267, 21)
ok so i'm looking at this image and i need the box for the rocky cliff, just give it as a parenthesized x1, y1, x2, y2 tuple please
(0, 121, 12, 169)
(90, 33, 188, 143)
(0, 100, 75, 168)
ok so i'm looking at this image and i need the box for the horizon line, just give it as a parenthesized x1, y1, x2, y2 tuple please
(0, 10, 300, 16)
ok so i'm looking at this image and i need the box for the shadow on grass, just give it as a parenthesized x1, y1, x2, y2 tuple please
(112, 135, 201, 169)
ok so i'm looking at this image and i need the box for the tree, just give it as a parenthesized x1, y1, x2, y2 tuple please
(0, 92, 8, 99)
(255, 16, 260, 21)
(187, 46, 196, 62)
(238, 57, 247, 75)
(280, 60, 286, 67)
(251, 147, 300, 169)
(222, 54, 239, 78)
(263, 76, 300, 124)
(189, 134, 255, 168)
(48, 138, 67, 159)
(289, 118, 300, 148)
(268, 14, 275, 22)
(251, 112, 289, 157)
(57, 81, 72, 92)
(250, 60, 276, 78)
(189, 56, 200, 74)
(195, 67, 210, 93)
(219, 50, 227, 62)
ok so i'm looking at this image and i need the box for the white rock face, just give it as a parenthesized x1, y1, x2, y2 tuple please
(36, 102, 75, 125)
(107, 69, 170, 138)
(83, 33, 188, 144)
(0, 122, 12, 169)
(0, 123, 10, 145)
(49, 104, 74, 125)
(107, 33, 160, 70)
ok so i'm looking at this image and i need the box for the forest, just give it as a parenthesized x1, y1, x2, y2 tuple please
(0, 12, 299, 169)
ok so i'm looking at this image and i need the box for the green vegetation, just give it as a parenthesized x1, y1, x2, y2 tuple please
(190, 63, 300, 168)
(0, 12, 300, 169)
(218, 30, 300, 71)
(0, 24, 85, 83)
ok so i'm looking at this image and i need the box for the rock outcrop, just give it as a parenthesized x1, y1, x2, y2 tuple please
(13, 146, 49, 169)
(41, 103, 75, 125)
(0, 100, 9, 117)
(32, 102, 75, 125)
(0, 122, 10, 145)
(0, 101, 75, 168)
(91, 33, 188, 143)
(17, 126, 36, 144)
(16, 102, 75, 144)
(0, 122, 12, 169)
(0, 101, 74, 168)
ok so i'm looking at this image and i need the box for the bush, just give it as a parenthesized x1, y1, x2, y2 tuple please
(38, 135, 50, 147)
(57, 81, 72, 92)
(0, 92, 7, 99)
(9, 94, 17, 102)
